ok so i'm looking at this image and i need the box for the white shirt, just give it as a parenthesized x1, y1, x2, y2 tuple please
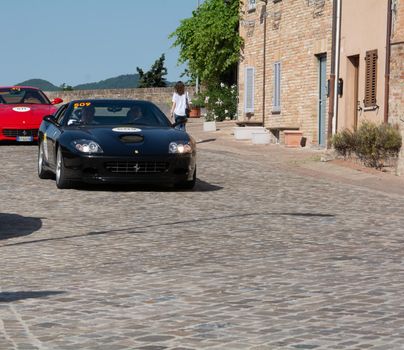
(172, 92, 189, 116)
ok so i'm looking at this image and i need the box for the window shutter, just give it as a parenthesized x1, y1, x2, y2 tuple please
(273, 62, 281, 111)
(364, 50, 377, 107)
(245, 67, 255, 113)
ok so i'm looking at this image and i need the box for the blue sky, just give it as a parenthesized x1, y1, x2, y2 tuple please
(1, 0, 199, 87)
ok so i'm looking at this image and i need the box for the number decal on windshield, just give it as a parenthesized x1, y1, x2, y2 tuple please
(73, 102, 92, 108)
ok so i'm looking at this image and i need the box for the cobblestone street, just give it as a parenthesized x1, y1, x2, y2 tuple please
(1, 124, 404, 349)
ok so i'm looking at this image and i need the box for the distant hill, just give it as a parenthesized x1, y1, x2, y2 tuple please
(15, 74, 174, 91)
(74, 74, 140, 90)
(15, 79, 61, 91)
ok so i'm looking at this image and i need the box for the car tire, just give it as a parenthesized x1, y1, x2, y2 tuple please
(175, 167, 196, 190)
(38, 142, 53, 179)
(55, 146, 72, 189)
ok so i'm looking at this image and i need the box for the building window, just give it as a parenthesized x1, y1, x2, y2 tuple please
(273, 62, 281, 112)
(364, 50, 378, 108)
(244, 67, 255, 113)
(248, 0, 256, 11)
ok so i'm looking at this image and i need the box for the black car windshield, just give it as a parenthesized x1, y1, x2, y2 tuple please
(64, 101, 171, 127)
(0, 88, 50, 105)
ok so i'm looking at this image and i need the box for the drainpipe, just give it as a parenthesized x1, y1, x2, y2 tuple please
(332, 0, 342, 135)
(262, 1, 268, 127)
(384, 0, 392, 123)
(327, 0, 338, 148)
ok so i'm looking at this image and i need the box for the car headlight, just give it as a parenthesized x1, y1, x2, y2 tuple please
(169, 141, 192, 154)
(72, 139, 103, 154)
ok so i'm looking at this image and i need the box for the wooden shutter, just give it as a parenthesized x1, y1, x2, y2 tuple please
(245, 67, 255, 113)
(364, 50, 377, 107)
(273, 62, 281, 111)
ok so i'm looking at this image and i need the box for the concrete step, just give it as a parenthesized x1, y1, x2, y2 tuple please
(234, 126, 266, 140)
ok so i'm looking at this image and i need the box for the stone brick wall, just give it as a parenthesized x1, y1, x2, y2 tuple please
(389, 0, 404, 174)
(45, 87, 196, 116)
(390, 0, 404, 124)
(238, 0, 333, 146)
(392, 0, 404, 39)
(390, 46, 404, 124)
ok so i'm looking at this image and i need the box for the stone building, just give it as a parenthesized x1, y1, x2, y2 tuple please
(337, 0, 389, 131)
(336, 0, 404, 172)
(238, 0, 333, 146)
(238, 0, 403, 151)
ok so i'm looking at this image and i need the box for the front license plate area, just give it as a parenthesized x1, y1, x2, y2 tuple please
(16, 136, 33, 142)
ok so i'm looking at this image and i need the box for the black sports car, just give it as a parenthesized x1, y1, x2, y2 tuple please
(37, 99, 196, 189)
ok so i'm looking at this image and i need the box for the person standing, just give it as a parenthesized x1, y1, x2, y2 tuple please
(170, 81, 189, 131)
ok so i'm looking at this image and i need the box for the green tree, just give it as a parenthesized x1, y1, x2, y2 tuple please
(169, 0, 242, 85)
(136, 54, 168, 88)
(59, 83, 73, 91)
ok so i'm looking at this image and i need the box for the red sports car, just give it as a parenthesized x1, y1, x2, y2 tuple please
(0, 86, 63, 142)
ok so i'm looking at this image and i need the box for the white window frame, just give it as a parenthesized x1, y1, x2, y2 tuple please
(248, 0, 256, 11)
(244, 67, 255, 114)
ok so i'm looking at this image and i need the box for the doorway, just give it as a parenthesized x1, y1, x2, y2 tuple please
(318, 55, 327, 147)
(347, 55, 360, 130)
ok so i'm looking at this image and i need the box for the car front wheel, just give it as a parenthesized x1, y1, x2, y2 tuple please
(38, 142, 52, 179)
(175, 167, 196, 190)
(56, 146, 72, 189)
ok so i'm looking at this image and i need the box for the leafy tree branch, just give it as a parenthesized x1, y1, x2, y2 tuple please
(169, 0, 242, 85)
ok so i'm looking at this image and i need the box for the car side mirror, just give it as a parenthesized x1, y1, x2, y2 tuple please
(43, 114, 58, 124)
(51, 98, 63, 105)
(172, 119, 188, 128)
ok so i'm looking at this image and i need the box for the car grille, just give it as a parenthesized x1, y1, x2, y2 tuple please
(105, 161, 169, 174)
(2, 129, 38, 137)
(119, 134, 144, 143)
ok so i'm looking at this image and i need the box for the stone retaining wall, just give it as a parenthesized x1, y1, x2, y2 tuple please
(45, 87, 196, 116)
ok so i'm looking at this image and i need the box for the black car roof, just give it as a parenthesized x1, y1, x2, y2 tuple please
(68, 99, 153, 104)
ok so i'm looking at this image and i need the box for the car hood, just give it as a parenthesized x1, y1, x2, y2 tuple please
(61, 126, 194, 156)
(0, 104, 56, 127)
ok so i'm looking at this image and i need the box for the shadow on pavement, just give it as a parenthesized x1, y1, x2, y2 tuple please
(194, 179, 223, 191)
(1, 230, 147, 247)
(0, 291, 65, 303)
(1, 211, 334, 248)
(72, 178, 223, 193)
(196, 138, 216, 144)
(0, 213, 42, 240)
(0, 141, 37, 146)
(278, 212, 334, 217)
